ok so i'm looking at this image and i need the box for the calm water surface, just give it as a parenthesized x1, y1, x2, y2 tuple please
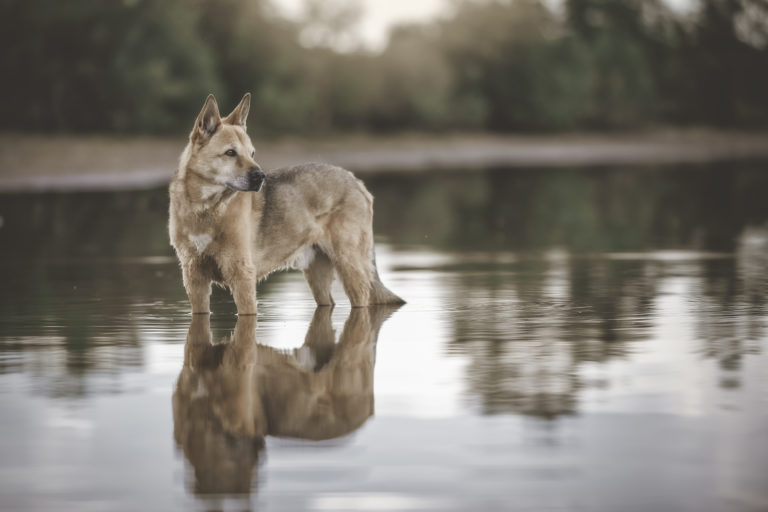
(1, 165, 767, 511)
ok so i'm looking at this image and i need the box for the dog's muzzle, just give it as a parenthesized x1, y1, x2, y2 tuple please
(229, 167, 266, 192)
(247, 167, 266, 192)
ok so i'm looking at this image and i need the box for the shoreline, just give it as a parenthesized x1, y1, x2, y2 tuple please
(2, 130, 768, 192)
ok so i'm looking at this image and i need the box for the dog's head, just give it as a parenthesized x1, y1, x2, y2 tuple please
(186, 93, 265, 192)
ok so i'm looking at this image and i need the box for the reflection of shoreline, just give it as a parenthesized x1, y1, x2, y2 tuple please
(4, 164, 768, 264)
(3, 131, 768, 191)
(172, 306, 399, 496)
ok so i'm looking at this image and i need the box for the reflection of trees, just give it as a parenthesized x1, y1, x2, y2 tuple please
(447, 231, 768, 416)
(5, 164, 767, 262)
(172, 306, 397, 497)
(449, 257, 658, 418)
(0, 188, 184, 393)
(369, 164, 768, 253)
(694, 225, 768, 387)
(0, 189, 171, 260)
(4, 165, 767, 260)
(0, 258, 186, 396)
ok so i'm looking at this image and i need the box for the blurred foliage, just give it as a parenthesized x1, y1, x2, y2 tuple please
(1, 0, 767, 133)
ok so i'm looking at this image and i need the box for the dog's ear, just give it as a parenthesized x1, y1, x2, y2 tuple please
(191, 94, 221, 143)
(223, 93, 251, 128)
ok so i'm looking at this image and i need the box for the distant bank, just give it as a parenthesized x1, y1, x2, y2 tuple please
(2, 130, 768, 192)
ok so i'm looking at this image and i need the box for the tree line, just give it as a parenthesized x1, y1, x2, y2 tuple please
(1, 0, 767, 134)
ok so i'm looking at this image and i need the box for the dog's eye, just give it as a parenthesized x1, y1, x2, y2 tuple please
(225, 149, 237, 157)
(251, 150, 255, 158)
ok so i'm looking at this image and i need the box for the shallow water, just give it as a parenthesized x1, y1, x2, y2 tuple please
(1, 164, 767, 511)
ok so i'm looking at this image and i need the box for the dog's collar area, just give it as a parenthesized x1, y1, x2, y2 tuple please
(184, 170, 237, 198)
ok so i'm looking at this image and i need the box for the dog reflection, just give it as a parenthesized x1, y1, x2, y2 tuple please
(172, 307, 395, 495)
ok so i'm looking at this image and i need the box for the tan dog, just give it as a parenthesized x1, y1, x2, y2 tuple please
(169, 94, 404, 314)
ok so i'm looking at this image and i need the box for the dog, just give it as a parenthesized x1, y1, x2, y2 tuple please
(168, 93, 404, 314)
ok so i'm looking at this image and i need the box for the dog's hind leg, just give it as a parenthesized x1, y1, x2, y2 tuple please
(332, 241, 374, 307)
(327, 184, 375, 307)
(336, 261, 372, 307)
(303, 249, 335, 306)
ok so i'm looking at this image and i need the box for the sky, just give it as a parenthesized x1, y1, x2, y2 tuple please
(273, 0, 697, 52)
(274, 0, 446, 51)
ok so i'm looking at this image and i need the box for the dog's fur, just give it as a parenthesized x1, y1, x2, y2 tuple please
(169, 94, 404, 314)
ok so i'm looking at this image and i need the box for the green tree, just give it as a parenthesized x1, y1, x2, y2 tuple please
(0, 0, 220, 131)
(675, 0, 768, 126)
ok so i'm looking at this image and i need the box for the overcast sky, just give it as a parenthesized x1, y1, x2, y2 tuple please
(273, 0, 696, 52)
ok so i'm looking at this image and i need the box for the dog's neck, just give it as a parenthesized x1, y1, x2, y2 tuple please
(172, 166, 238, 217)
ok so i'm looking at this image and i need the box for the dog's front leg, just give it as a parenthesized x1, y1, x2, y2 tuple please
(223, 262, 258, 315)
(232, 278, 258, 315)
(182, 266, 212, 314)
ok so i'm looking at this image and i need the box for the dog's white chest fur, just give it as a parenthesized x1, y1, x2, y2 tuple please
(188, 233, 213, 254)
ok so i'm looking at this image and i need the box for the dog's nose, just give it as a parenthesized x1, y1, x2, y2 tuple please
(248, 167, 265, 181)
(246, 167, 266, 192)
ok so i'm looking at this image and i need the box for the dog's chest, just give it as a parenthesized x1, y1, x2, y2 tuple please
(174, 211, 228, 257)
(188, 233, 213, 254)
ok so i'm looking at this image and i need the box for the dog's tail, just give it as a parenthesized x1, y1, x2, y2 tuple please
(369, 252, 406, 305)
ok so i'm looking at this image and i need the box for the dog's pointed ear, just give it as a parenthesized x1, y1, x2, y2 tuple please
(191, 94, 221, 143)
(223, 93, 251, 128)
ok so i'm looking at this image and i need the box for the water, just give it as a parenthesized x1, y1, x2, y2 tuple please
(1, 164, 767, 511)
